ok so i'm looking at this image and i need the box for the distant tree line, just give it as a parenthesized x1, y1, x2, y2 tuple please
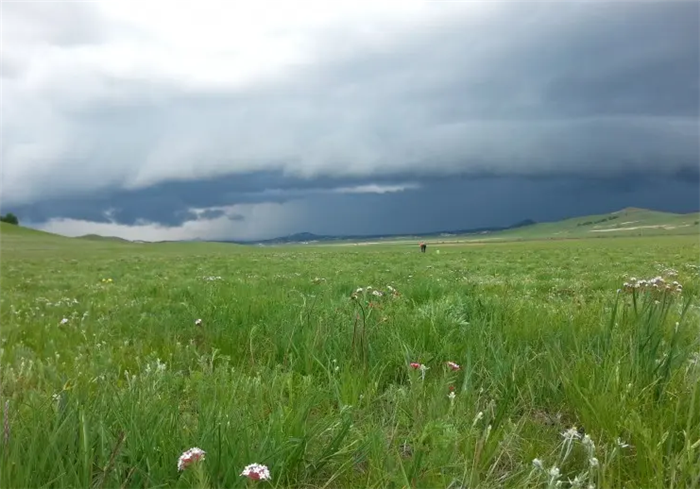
(0, 213, 19, 225)
(576, 215, 619, 227)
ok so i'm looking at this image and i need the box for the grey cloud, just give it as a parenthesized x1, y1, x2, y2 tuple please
(8, 171, 423, 226)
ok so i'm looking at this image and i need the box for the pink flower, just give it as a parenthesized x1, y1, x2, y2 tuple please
(177, 447, 206, 471)
(446, 361, 460, 371)
(240, 463, 271, 481)
(410, 362, 422, 369)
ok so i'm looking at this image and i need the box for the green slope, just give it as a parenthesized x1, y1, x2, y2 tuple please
(0, 223, 244, 258)
(0, 222, 133, 255)
(78, 234, 132, 242)
(480, 207, 700, 241)
(1, 207, 697, 254)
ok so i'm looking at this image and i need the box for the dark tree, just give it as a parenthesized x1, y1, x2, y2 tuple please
(0, 213, 19, 225)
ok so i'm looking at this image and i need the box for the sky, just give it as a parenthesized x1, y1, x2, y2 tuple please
(1, 0, 699, 241)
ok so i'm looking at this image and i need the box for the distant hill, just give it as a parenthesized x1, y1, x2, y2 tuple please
(479, 207, 700, 241)
(78, 234, 132, 243)
(218, 217, 538, 245)
(0, 221, 134, 254)
(215, 208, 698, 245)
(4, 207, 698, 248)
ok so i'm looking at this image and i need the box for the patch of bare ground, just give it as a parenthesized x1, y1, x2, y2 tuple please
(590, 224, 691, 232)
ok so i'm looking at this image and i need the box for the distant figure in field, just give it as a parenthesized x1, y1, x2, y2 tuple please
(420, 242, 427, 253)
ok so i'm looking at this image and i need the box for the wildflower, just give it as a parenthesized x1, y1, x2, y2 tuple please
(240, 463, 271, 481)
(561, 426, 582, 441)
(195, 319, 202, 326)
(582, 434, 596, 454)
(372, 290, 383, 297)
(568, 475, 584, 488)
(549, 466, 560, 480)
(410, 362, 429, 380)
(446, 361, 460, 371)
(177, 447, 206, 471)
(616, 437, 631, 449)
(448, 391, 456, 400)
(472, 411, 484, 426)
(532, 458, 544, 470)
(589, 457, 599, 468)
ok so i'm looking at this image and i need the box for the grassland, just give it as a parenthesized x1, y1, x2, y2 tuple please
(1, 221, 699, 488)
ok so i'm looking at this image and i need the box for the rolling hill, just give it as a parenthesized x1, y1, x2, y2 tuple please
(1, 207, 698, 250)
(464, 207, 700, 242)
(222, 208, 698, 244)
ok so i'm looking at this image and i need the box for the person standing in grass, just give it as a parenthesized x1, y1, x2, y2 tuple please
(420, 242, 427, 253)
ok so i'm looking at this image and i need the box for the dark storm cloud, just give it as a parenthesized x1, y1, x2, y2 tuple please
(296, 175, 700, 237)
(9, 171, 422, 226)
(2, 1, 699, 239)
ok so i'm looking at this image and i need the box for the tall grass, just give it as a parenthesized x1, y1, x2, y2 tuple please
(1, 237, 699, 488)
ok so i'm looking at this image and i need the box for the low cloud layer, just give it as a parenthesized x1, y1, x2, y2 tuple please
(2, 1, 698, 240)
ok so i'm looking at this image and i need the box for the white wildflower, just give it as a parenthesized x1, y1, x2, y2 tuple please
(561, 427, 581, 441)
(177, 447, 206, 471)
(616, 437, 631, 449)
(240, 463, 271, 481)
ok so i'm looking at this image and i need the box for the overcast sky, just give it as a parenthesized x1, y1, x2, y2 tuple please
(2, 0, 698, 241)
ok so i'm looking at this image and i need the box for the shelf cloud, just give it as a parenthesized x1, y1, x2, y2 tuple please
(2, 1, 698, 240)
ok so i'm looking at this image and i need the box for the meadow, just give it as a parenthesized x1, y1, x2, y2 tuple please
(1, 226, 699, 488)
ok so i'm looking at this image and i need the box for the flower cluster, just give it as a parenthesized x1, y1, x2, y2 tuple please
(621, 276, 682, 295)
(446, 361, 461, 371)
(240, 463, 271, 481)
(351, 285, 401, 300)
(177, 447, 206, 471)
(409, 360, 461, 381)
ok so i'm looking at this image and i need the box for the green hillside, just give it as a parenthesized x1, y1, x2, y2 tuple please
(78, 234, 132, 242)
(1, 207, 698, 253)
(0, 222, 132, 255)
(0, 222, 241, 258)
(474, 207, 700, 241)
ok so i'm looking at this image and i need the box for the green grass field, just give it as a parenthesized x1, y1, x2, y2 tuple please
(1, 221, 699, 488)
